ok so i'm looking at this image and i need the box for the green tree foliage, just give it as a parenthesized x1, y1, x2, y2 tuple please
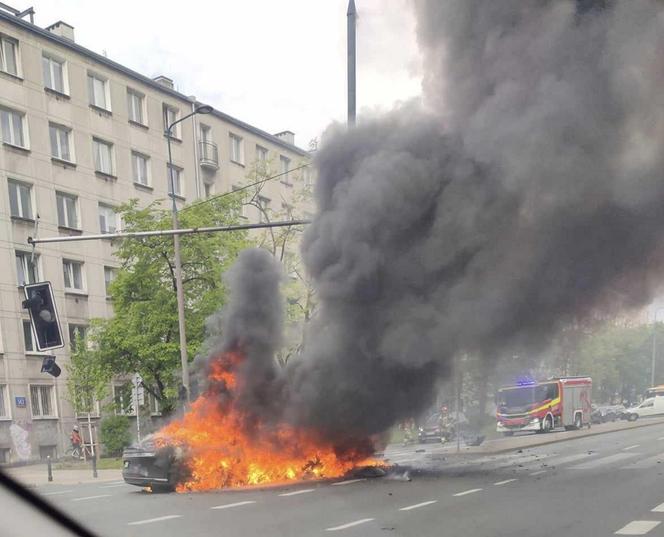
(577, 322, 664, 404)
(65, 329, 109, 415)
(100, 415, 132, 456)
(90, 195, 248, 414)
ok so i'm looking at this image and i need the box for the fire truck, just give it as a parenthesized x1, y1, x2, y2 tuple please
(496, 376, 592, 435)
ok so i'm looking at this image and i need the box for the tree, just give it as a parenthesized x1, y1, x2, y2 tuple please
(100, 415, 132, 456)
(238, 157, 317, 366)
(89, 195, 249, 414)
(65, 329, 109, 416)
(577, 322, 664, 404)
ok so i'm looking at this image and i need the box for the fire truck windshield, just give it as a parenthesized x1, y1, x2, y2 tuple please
(498, 383, 558, 409)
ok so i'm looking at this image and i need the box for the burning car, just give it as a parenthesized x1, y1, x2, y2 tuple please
(122, 435, 188, 492)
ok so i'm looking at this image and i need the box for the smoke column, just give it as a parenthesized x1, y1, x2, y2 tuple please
(206, 1, 664, 443)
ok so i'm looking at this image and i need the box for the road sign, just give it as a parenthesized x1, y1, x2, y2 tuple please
(15, 397, 26, 408)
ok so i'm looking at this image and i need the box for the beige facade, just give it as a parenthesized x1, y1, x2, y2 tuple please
(0, 8, 311, 462)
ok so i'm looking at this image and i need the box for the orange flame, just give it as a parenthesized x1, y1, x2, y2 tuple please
(157, 351, 377, 491)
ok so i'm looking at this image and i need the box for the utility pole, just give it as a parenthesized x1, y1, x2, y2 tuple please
(347, 0, 357, 126)
(166, 105, 213, 405)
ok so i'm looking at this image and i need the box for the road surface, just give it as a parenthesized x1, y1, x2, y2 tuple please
(25, 422, 664, 536)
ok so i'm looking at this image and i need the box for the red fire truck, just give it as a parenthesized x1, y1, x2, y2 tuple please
(496, 376, 592, 435)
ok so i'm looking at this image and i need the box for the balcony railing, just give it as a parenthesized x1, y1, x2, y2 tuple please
(199, 140, 219, 170)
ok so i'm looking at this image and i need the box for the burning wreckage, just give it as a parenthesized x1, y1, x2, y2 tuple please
(126, 0, 664, 492)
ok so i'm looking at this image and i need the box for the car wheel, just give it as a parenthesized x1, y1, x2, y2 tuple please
(542, 415, 553, 433)
(627, 413, 638, 422)
(574, 414, 583, 429)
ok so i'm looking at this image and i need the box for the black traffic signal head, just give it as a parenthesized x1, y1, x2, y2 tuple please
(41, 356, 61, 378)
(22, 282, 64, 352)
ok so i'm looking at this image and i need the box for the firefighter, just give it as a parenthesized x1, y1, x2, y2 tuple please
(70, 425, 82, 459)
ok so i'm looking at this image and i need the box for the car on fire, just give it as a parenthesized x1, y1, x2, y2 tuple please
(122, 435, 188, 492)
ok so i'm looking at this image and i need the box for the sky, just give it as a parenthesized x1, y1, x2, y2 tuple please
(30, 0, 422, 149)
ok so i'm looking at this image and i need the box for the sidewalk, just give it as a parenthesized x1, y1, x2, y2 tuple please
(3, 463, 123, 488)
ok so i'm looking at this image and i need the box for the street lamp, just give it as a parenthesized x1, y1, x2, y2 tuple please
(166, 104, 213, 404)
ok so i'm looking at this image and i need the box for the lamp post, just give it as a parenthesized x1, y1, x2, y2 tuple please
(166, 104, 213, 404)
(652, 309, 664, 388)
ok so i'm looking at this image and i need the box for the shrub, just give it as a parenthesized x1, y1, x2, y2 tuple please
(100, 415, 132, 456)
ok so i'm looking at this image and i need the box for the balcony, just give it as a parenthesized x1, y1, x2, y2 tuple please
(199, 140, 219, 170)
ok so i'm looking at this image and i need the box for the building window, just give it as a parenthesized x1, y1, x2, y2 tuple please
(87, 73, 110, 110)
(204, 182, 213, 199)
(49, 123, 73, 162)
(163, 104, 179, 137)
(8, 179, 33, 220)
(30, 385, 56, 418)
(42, 54, 66, 94)
(0, 384, 9, 419)
(148, 391, 161, 416)
(68, 324, 86, 351)
(0, 35, 18, 76)
(92, 138, 114, 175)
(127, 88, 145, 125)
(280, 155, 291, 184)
(131, 151, 150, 186)
(256, 145, 268, 162)
(229, 133, 244, 164)
(98, 204, 117, 234)
(104, 266, 116, 296)
(257, 195, 270, 223)
(167, 164, 183, 197)
(23, 320, 35, 353)
(232, 185, 247, 218)
(15, 251, 39, 285)
(56, 191, 79, 229)
(113, 383, 135, 416)
(0, 107, 27, 148)
(63, 260, 84, 292)
(303, 166, 313, 187)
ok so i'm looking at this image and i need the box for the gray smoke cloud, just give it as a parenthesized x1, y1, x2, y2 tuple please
(202, 0, 664, 444)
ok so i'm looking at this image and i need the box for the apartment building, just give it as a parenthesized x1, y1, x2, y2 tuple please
(0, 6, 312, 462)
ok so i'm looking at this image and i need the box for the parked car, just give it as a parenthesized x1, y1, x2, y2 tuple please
(418, 413, 443, 443)
(591, 405, 620, 424)
(622, 398, 664, 421)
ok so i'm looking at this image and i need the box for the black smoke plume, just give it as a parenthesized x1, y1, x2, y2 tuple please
(203, 0, 664, 443)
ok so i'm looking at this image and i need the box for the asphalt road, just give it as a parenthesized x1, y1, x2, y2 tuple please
(27, 422, 664, 537)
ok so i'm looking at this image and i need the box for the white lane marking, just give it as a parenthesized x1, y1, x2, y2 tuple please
(106, 480, 126, 484)
(623, 444, 641, 451)
(494, 479, 517, 486)
(615, 520, 661, 535)
(529, 470, 546, 476)
(100, 483, 129, 489)
(278, 489, 315, 497)
(399, 500, 437, 511)
(41, 489, 73, 496)
(651, 502, 664, 513)
(210, 500, 256, 510)
(128, 515, 182, 526)
(392, 458, 418, 464)
(71, 494, 111, 502)
(332, 478, 366, 486)
(325, 518, 375, 532)
(570, 452, 639, 469)
(620, 453, 664, 469)
(658, 437, 664, 441)
(453, 488, 483, 497)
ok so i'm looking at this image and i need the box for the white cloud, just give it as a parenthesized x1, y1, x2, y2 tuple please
(32, 0, 421, 147)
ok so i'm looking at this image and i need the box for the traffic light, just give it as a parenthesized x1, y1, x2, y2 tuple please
(40, 356, 61, 378)
(22, 282, 64, 352)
